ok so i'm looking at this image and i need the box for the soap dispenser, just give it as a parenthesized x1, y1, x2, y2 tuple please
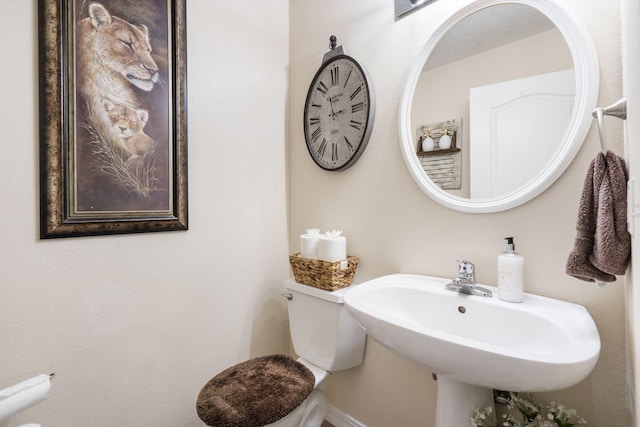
(498, 237, 524, 303)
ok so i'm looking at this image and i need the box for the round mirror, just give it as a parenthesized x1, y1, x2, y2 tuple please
(399, 0, 599, 213)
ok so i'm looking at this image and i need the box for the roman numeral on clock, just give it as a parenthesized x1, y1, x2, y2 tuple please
(350, 120, 364, 131)
(344, 136, 354, 151)
(309, 116, 320, 126)
(343, 70, 352, 88)
(318, 138, 328, 157)
(352, 102, 365, 113)
(331, 66, 339, 87)
(316, 81, 329, 95)
(350, 86, 362, 101)
(332, 143, 339, 162)
(311, 127, 322, 143)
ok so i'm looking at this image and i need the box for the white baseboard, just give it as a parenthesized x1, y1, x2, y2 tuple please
(325, 403, 368, 427)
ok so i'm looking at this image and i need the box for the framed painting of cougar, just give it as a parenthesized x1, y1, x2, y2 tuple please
(38, 0, 188, 238)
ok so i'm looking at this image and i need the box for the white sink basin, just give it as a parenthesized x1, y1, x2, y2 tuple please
(344, 274, 600, 392)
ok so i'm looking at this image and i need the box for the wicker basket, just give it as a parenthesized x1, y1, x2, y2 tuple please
(289, 253, 358, 291)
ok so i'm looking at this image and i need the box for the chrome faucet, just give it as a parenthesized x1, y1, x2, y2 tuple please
(457, 259, 475, 284)
(445, 260, 493, 297)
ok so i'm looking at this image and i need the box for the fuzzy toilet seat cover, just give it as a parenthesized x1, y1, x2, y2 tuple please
(196, 354, 315, 427)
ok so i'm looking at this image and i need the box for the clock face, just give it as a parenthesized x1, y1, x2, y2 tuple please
(303, 55, 374, 171)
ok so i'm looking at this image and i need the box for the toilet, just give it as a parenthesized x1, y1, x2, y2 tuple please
(197, 279, 366, 427)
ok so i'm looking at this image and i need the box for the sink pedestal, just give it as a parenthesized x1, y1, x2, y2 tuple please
(435, 376, 493, 427)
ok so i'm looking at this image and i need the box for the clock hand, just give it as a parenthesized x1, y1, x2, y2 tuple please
(328, 98, 337, 119)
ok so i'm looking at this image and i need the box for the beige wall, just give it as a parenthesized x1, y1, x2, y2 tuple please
(0, 1, 289, 426)
(289, 0, 628, 426)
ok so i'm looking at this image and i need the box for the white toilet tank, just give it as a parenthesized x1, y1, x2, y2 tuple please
(284, 279, 366, 372)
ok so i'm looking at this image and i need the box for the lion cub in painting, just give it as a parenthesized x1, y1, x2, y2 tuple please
(102, 99, 154, 163)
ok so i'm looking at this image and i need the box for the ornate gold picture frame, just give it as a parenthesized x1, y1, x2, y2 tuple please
(39, 0, 187, 238)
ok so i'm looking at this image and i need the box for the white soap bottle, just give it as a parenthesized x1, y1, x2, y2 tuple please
(498, 237, 524, 303)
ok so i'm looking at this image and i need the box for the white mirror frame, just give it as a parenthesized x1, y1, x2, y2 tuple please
(399, 0, 599, 213)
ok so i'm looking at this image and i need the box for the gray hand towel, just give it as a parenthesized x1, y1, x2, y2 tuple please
(591, 151, 631, 274)
(566, 151, 630, 282)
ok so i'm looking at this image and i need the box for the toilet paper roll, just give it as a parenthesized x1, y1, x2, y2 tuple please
(318, 235, 347, 262)
(0, 374, 52, 423)
(300, 229, 321, 259)
(300, 235, 319, 259)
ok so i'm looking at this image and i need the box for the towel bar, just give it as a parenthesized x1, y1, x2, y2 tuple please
(592, 98, 627, 154)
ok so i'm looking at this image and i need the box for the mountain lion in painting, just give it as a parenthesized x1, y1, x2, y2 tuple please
(77, 2, 159, 107)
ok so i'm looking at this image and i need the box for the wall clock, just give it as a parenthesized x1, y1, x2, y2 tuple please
(303, 36, 376, 171)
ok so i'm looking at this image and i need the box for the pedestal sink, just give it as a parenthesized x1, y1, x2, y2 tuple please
(343, 274, 600, 426)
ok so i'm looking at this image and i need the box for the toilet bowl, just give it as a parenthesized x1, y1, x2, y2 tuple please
(260, 358, 329, 427)
(197, 280, 366, 427)
(262, 387, 326, 427)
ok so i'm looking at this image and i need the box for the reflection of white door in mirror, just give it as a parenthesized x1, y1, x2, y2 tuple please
(470, 69, 575, 198)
